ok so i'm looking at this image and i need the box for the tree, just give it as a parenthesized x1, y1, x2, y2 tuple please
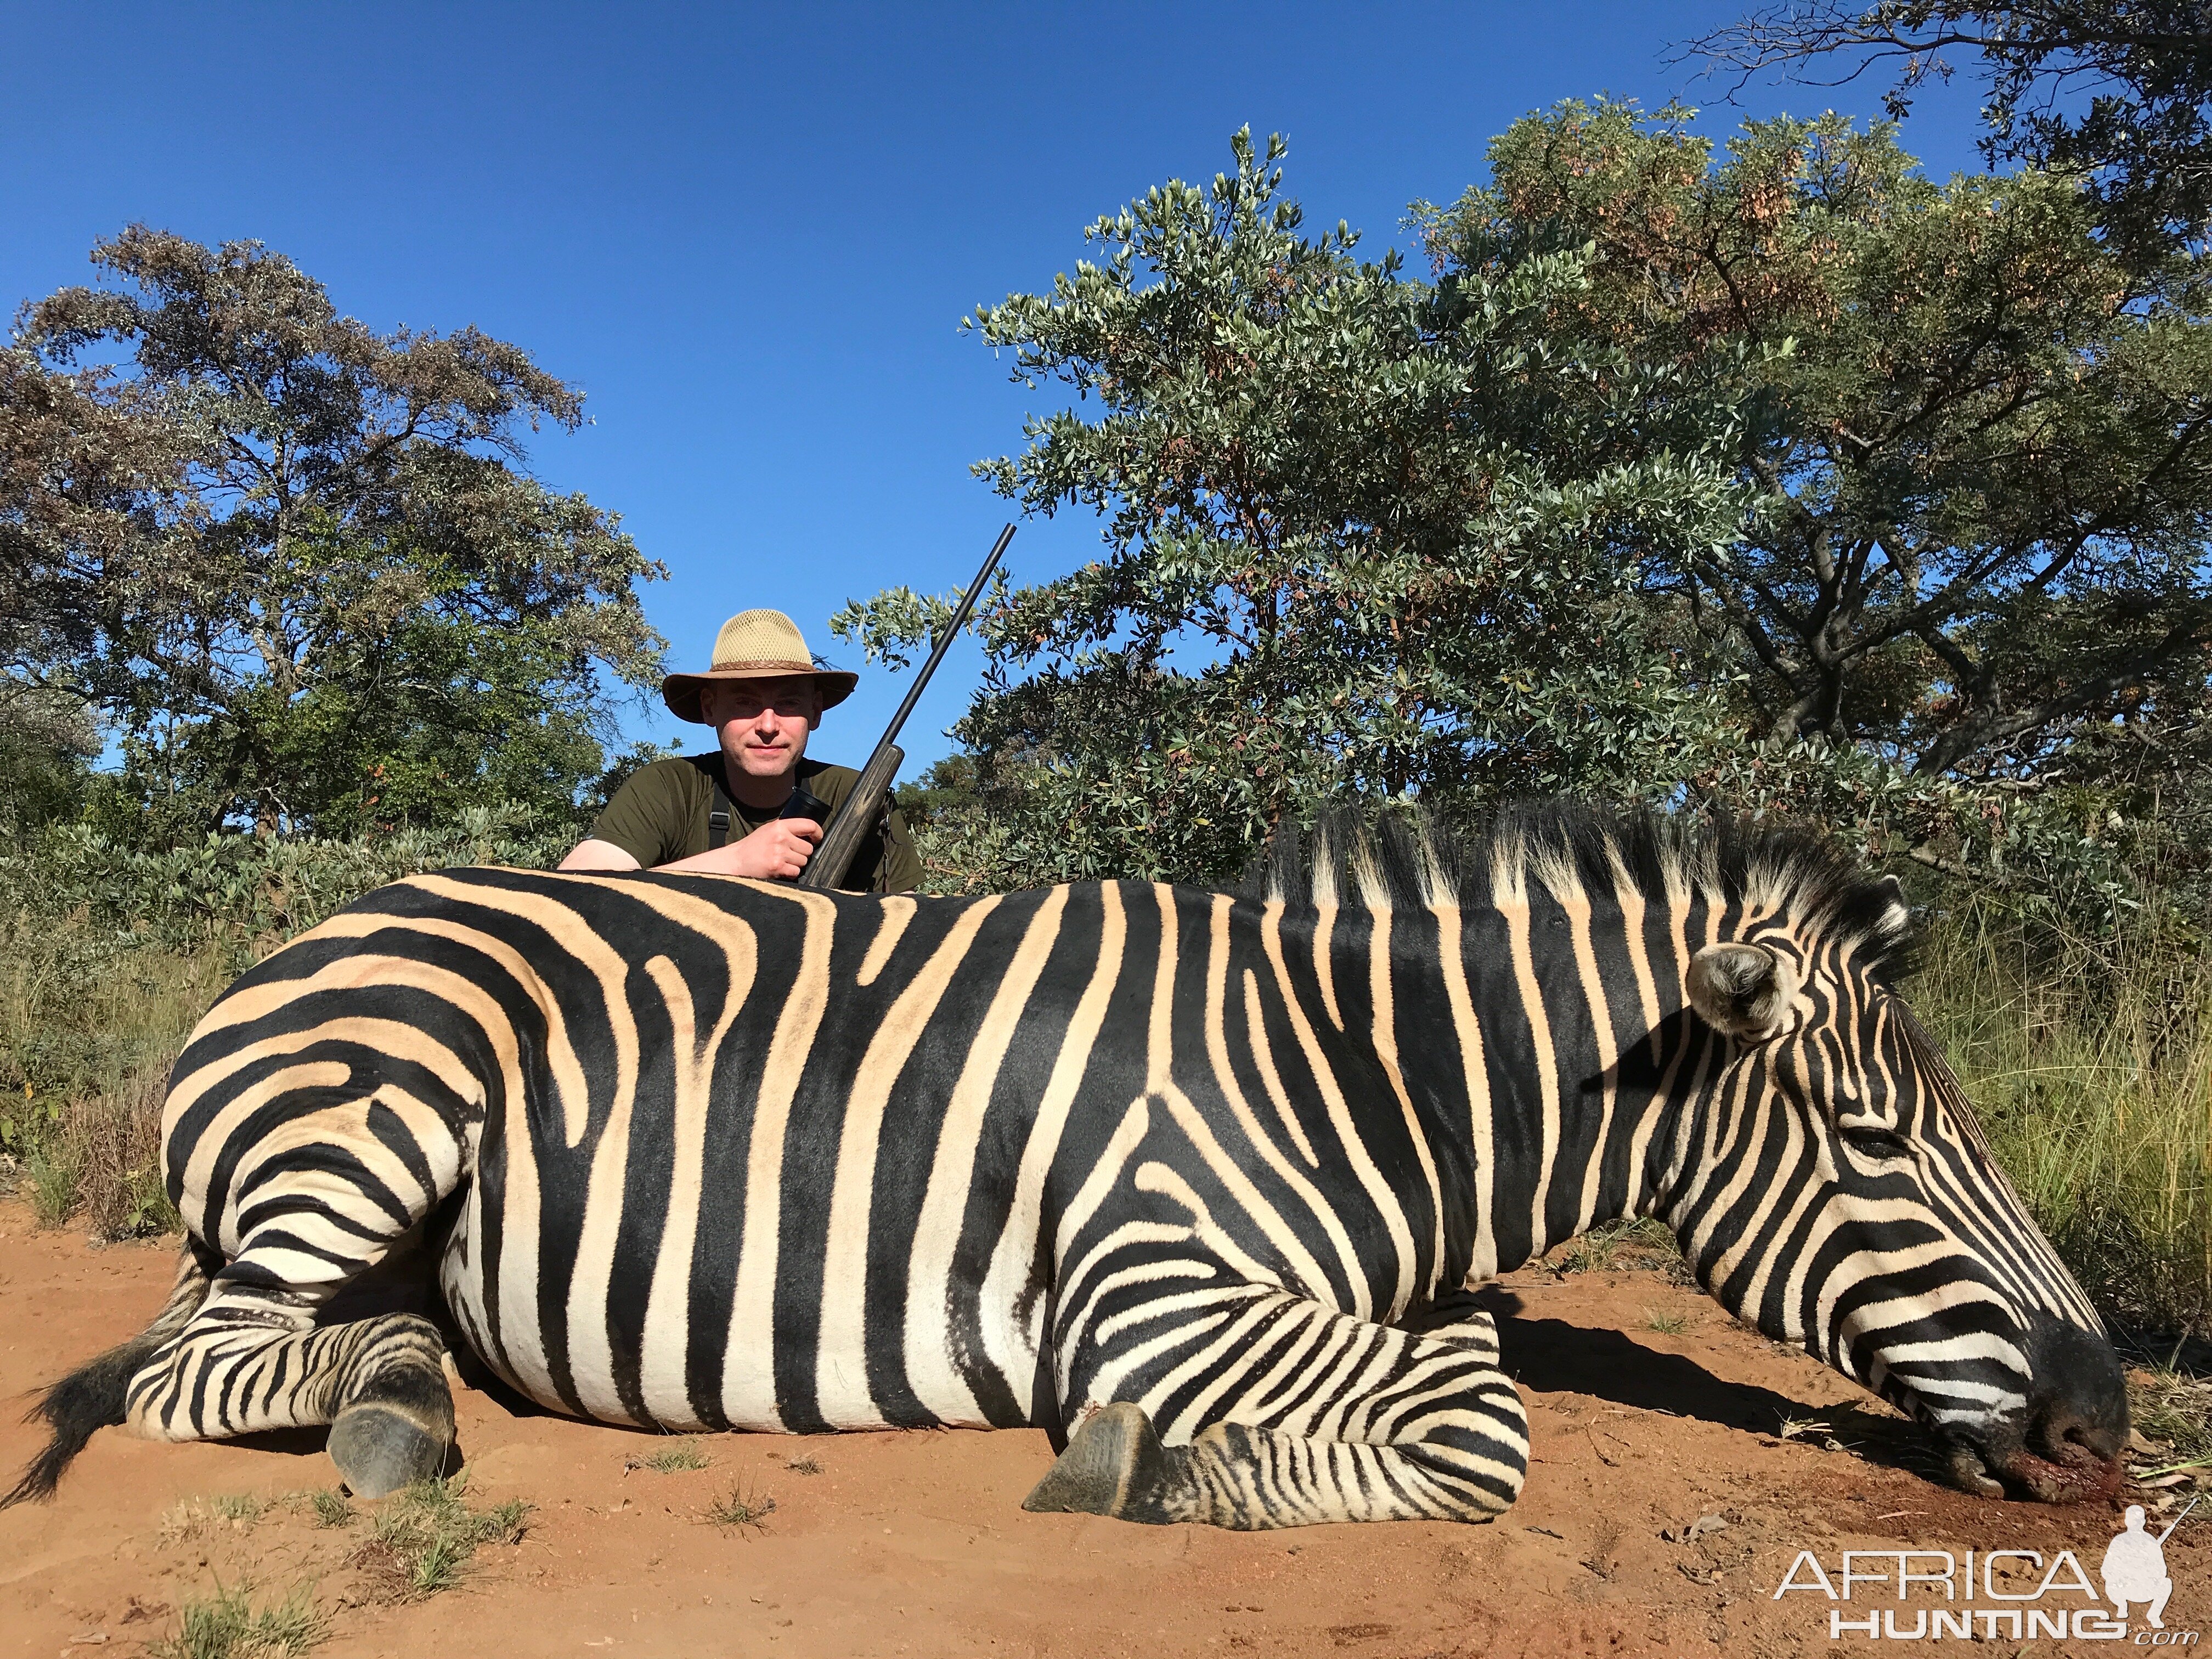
(2, 228, 665, 838)
(0, 688, 98, 843)
(1421, 103, 2212, 813)
(835, 131, 1759, 886)
(1682, 2, 2212, 259)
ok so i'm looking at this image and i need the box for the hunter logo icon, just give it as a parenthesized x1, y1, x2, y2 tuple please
(2106, 1498, 2193, 1629)
(1771, 1498, 2202, 1640)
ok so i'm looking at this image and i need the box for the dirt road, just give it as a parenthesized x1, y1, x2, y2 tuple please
(1, 1199, 2192, 1657)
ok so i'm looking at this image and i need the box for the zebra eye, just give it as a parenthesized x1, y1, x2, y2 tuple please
(1838, 1121, 1911, 1157)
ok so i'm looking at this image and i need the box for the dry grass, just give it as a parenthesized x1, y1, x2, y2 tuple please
(1775, 1415, 1846, 1452)
(625, 1438, 709, 1475)
(1554, 1217, 1674, 1276)
(160, 1494, 267, 1545)
(148, 1582, 323, 1659)
(1, 924, 215, 1236)
(1582, 1515, 1626, 1579)
(61, 1063, 179, 1237)
(700, 1481, 777, 1532)
(2130, 1369, 2212, 1469)
(1914, 899, 2212, 1337)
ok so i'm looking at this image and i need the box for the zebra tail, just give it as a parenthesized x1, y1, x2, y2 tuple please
(2, 1238, 218, 1508)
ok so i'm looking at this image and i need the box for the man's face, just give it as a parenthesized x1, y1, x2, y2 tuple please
(703, 678, 821, 781)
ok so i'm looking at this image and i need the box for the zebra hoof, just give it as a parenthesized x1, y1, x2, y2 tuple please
(330, 1404, 449, 1500)
(1023, 1402, 1186, 1525)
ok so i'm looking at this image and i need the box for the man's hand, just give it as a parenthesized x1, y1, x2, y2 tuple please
(561, 818, 826, 881)
(721, 817, 822, 880)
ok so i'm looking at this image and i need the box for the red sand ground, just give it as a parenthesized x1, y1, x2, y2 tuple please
(2, 1196, 2199, 1657)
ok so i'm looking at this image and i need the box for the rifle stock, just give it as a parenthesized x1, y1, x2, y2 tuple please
(797, 522, 1014, 890)
(802, 742, 902, 890)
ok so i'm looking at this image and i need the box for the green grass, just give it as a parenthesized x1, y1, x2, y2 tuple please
(353, 1476, 529, 1601)
(22, 1134, 80, 1225)
(1642, 1307, 1690, 1335)
(308, 1489, 353, 1529)
(149, 1582, 322, 1659)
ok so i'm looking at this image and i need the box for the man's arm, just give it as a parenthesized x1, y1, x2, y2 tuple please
(559, 823, 826, 878)
(559, 838, 644, 872)
(565, 757, 831, 879)
(663, 820, 822, 878)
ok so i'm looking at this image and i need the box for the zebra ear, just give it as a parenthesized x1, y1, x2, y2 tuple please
(1875, 873, 1910, 937)
(1686, 943, 1797, 1040)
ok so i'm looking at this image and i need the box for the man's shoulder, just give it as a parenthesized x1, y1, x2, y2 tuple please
(613, 754, 719, 804)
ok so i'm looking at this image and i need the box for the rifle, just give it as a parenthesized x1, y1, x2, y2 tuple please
(798, 522, 1015, 890)
(2157, 1493, 2200, 1545)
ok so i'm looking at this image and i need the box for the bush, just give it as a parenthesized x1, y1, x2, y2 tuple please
(0, 805, 569, 1232)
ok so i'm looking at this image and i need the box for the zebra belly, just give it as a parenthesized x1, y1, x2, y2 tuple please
(437, 1177, 1042, 1435)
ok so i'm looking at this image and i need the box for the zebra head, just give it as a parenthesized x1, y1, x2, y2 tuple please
(1667, 865, 2125, 1503)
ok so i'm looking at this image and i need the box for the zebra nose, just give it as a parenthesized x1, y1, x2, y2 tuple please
(2011, 1312, 2128, 1493)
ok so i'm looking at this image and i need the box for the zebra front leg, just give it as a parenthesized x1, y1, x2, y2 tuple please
(1024, 1287, 1528, 1528)
(129, 1091, 466, 1497)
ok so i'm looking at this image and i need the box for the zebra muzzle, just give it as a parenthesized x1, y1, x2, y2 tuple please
(1939, 1409, 2127, 1504)
(1943, 1432, 2125, 1505)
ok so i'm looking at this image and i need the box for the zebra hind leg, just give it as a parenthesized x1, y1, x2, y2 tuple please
(315, 1315, 456, 1498)
(123, 1090, 467, 1498)
(1024, 1288, 1529, 1529)
(126, 1248, 458, 1500)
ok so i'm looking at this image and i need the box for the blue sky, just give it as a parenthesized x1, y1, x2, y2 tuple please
(0, 2, 1997, 777)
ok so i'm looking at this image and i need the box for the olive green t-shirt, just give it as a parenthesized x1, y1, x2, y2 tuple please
(589, 754, 922, 894)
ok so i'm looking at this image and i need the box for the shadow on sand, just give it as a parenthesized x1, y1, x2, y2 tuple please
(1472, 1285, 1942, 1483)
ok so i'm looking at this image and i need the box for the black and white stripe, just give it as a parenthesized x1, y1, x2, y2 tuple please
(7, 804, 2123, 1521)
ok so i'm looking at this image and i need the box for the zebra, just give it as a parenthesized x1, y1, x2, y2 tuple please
(6, 804, 2124, 1526)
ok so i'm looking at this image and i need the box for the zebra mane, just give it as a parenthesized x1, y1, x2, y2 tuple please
(1239, 800, 1918, 981)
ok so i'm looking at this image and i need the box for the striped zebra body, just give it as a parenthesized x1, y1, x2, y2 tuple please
(7, 805, 2125, 1524)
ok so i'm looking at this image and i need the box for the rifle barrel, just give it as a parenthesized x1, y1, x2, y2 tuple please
(863, 521, 1015, 771)
(2157, 1493, 2200, 1544)
(795, 522, 1014, 890)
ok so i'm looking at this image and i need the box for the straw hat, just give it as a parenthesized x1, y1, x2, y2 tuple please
(661, 610, 859, 725)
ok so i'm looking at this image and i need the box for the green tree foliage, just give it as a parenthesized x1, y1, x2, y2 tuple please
(1684, 2, 2212, 260)
(843, 120, 2211, 911)
(1, 228, 665, 839)
(836, 131, 1761, 885)
(0, 687, 98, 844)
(1423, 101, 2212, 890)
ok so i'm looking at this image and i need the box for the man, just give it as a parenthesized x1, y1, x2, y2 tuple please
(561, 608, 922, 892)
